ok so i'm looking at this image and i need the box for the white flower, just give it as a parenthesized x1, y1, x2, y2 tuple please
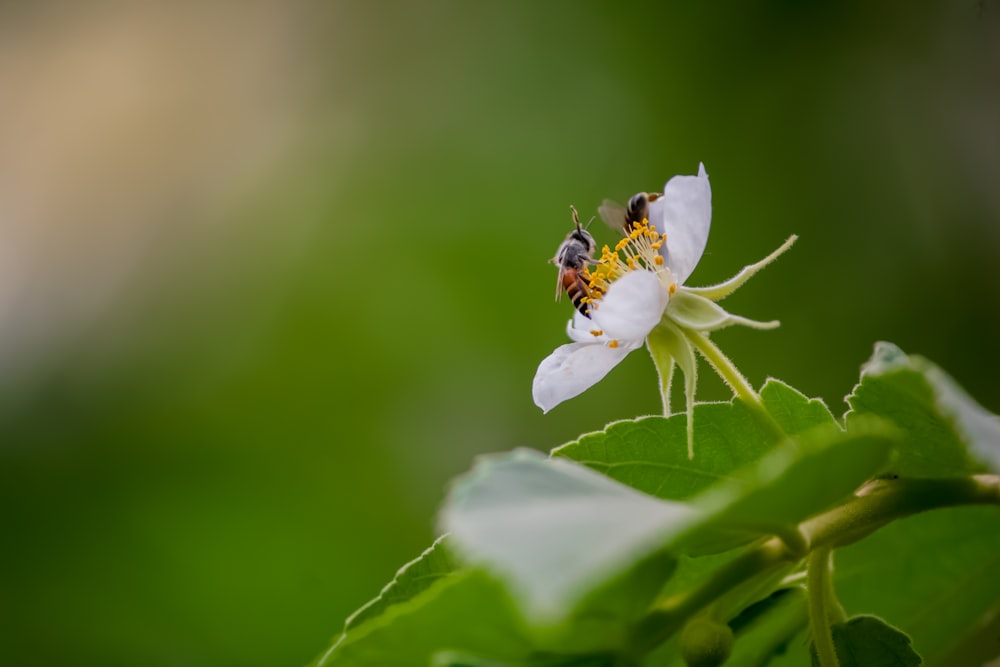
(533, 163, 796, 457)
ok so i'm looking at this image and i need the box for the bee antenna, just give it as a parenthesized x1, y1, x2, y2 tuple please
(569, 205, 582, 230)
(584, 215, 596, 230)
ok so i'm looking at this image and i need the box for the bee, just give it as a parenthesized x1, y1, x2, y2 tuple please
(598, 191, 661, 235)
(553, 205, 597, 317)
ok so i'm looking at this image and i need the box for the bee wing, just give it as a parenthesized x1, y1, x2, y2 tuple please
(555, 265, 566, 301)
(598, 199, 628, 236)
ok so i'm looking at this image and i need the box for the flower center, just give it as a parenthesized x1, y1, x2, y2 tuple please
(582, 219, 674, 308)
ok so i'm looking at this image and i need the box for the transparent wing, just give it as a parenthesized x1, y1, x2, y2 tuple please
(598, 199, 628, 236)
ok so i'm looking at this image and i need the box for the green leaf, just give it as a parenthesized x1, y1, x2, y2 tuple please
(688, 417, 897, 549)
(847, 341, 1000, 476)
(832, 506, 1000, 665)
(344, 535, 458, 632)
(316, 540, 573, 666)
(553, 379, 836, 502)
(760, 380, 837, 436)
(312, 569, 535, 666)
(810, 615, 922, 667)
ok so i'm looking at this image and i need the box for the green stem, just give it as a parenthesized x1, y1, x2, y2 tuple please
(803, 475, 1000, 549)
(808, 548, 840, 667)
(632, 474, 1000, 654)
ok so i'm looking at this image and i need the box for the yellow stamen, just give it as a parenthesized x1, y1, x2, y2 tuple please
(589, 329, 603, 337)
(574, 214, 672, 313)
(608, 340, 619, 348)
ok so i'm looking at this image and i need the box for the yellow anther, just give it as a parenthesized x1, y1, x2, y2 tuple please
(608, 339, 620, 349)
(589, 329, 603, 337)
(669, 283, 677, 295)
(654, 255, 664, 265)
(651, 241, 663, 250)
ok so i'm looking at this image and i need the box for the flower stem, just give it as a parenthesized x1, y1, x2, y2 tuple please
(808, 548, 842, 667)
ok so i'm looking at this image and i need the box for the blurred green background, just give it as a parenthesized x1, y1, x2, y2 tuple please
(0, 2, 997, 665)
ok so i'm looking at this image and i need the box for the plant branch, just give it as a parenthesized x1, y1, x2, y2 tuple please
(633, 474, 1000, 654)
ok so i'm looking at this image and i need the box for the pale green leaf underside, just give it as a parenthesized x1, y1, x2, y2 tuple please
(847, 341, 1000, 476)
(438, 449, 698, 625)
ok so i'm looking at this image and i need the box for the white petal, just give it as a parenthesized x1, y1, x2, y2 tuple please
(566, 311, 604, 343)
(532, 342, 632, 412)
(591, 271, 668, 342)
(648, 162, 712, 286)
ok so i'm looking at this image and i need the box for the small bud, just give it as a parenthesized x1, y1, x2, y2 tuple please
(680, 617, 734, 667)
